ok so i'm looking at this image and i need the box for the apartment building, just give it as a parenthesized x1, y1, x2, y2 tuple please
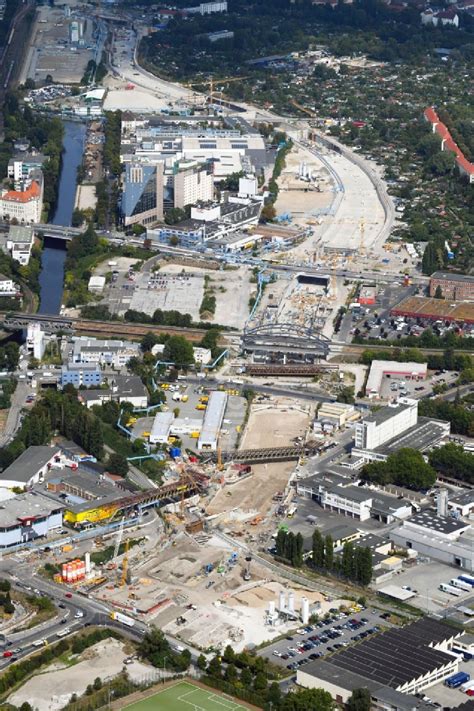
(0, 177, 43, 224)
(354, 398, 418, 450)
(173, 161, 214, 208)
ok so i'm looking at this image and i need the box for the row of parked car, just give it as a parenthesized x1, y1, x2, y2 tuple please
(274, 616, 381, 670)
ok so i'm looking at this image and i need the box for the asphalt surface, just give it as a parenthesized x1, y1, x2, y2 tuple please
(259, 606, 389, 672)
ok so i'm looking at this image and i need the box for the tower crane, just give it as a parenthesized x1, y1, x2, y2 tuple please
(112, 517, 125, 563)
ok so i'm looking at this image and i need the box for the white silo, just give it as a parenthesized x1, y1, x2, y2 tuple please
(288, 591, 295, 614)
(279, 589, 286, 611)
(269, 600, 276, 616)
(85, 551, 91, 574)
(301, 597, 310, 625)
(437, 489, 448, 518)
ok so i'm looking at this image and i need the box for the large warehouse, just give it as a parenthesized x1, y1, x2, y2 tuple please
(297, 618, 461, 701)
(198, 391, 228, 451)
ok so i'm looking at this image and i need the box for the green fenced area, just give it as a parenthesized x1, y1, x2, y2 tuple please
(122, 681, 256, 711)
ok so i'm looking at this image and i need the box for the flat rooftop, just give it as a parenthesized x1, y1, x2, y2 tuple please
(391, 296, 474, 324)
(198, 390, 228, 447)
(0, 491, 63, 529)
(407, 510, 471, 535)
(363, 400, 415, 427)
(366, 360, 427, 394)
(431, 271, 474, 284)
(374, 417, 449, 455)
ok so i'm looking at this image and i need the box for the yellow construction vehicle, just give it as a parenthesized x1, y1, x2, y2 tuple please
(181, 395, 189, 402)
(199, 396, 209, 404)
(196, 404, 206, 411)
(143, 431, 151, 438)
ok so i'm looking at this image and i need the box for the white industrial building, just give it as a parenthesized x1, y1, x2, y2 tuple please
(0, 491, 64, 548)
(0, 446, 60, 489)
(365, 360, 427, 399)
(390, 511, 474, 572)
(297, 618, 461, 701)
(149, 412, 203, 444)
(72, 337, 140, 369)
(355, 398, 418, 450)
(198, 391, 228, 451)
(193, 347, 212, 365)
(297, 473, 413, 523)
(149, 412, 175, 445)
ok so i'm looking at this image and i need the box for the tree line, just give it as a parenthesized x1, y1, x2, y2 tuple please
(361, 448, 436, 491)
(275, 529, 373, 586)
(312, 531, 373, 586)
(0, 389, 104, 473)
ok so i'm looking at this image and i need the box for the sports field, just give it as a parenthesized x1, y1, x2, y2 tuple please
(122, 681, 254, 711)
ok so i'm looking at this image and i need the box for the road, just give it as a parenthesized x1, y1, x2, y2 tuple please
(0, 559, 203, 669)
(0, 380, 30, 447)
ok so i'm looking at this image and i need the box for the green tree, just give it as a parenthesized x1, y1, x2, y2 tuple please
(324, 535, 334, 570)
(253, 671, 268, 692)
(434, 285, 443, 299)
(240, 667, 253, 687)
(276, 528, 287, 558)
(163, 336, 194, 368)
(280, 687, 334, 711)
(347, 688, 371, 711)
(207, 655, 222, 678)
(106, 452, 129, 476)
(312, 529, 325, 568)
(141, 332, 159, 352)
(197, 654, 207, 670)
(225, 663, 238, 683)
(222, 644, 236, 663)
(93, 677, 103, 690)
(342, 542, 355, 579)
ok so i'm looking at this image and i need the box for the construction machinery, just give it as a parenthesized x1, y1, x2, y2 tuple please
(120, 539, 129, 587)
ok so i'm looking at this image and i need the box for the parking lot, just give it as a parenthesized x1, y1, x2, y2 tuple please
(131, 383, 247, 452)
(375, 560, 474, 613)
(259, 604, 392, 671)
(421, 658, 474, 707)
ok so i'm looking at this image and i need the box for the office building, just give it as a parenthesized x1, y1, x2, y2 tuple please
(0, 491, 64, 548)
(354, 399, 418, 450)
(26, 322, 46, 360)
(7, 224, 35, 265)
(61, 363, 103, 388)
(121, 162, 164, 227)
(429, 271, 474, 301)
(72, 337, 140, 369)
(173, 160, 214, 208)
(7, 152, 47, 186)
(193, 347, 212, 365)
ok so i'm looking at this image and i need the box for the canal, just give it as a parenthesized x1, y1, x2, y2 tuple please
(38, 121, 86, 315)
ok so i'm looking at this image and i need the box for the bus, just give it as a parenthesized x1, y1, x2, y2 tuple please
(450, 578, 472, 592)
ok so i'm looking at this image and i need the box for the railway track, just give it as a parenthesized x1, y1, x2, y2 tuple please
(245, 364, 338, 377)
(206, 445, 321, 464)
(74, 319, 208, 342)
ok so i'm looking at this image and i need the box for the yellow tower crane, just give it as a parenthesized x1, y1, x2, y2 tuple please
(120, 539, 129, 587)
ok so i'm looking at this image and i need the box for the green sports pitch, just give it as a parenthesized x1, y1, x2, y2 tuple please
(121, 681, 253, 711)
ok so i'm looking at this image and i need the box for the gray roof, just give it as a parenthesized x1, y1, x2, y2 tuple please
(328, 484, 373, 503)
(450, 490, 474, 506)
(408, 510, 470, 535)
(322, 618, 459, 688)
(0, 491, 63, 529)
(375, 417, 448, 455)
(371, 686, 435, 711)
(431, 271, 474, 284)
(364, 402, 411, 426)
(8, 225, 33, 243)
(0, 446, 60, 484)
(108, 375, 147, 401)
(352, 533, 391, 552)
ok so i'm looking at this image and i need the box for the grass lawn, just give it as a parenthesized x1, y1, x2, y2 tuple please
(121, 681, 255, 711)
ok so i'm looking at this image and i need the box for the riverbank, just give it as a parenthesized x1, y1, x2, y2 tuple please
(38, 121, 86, 315)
